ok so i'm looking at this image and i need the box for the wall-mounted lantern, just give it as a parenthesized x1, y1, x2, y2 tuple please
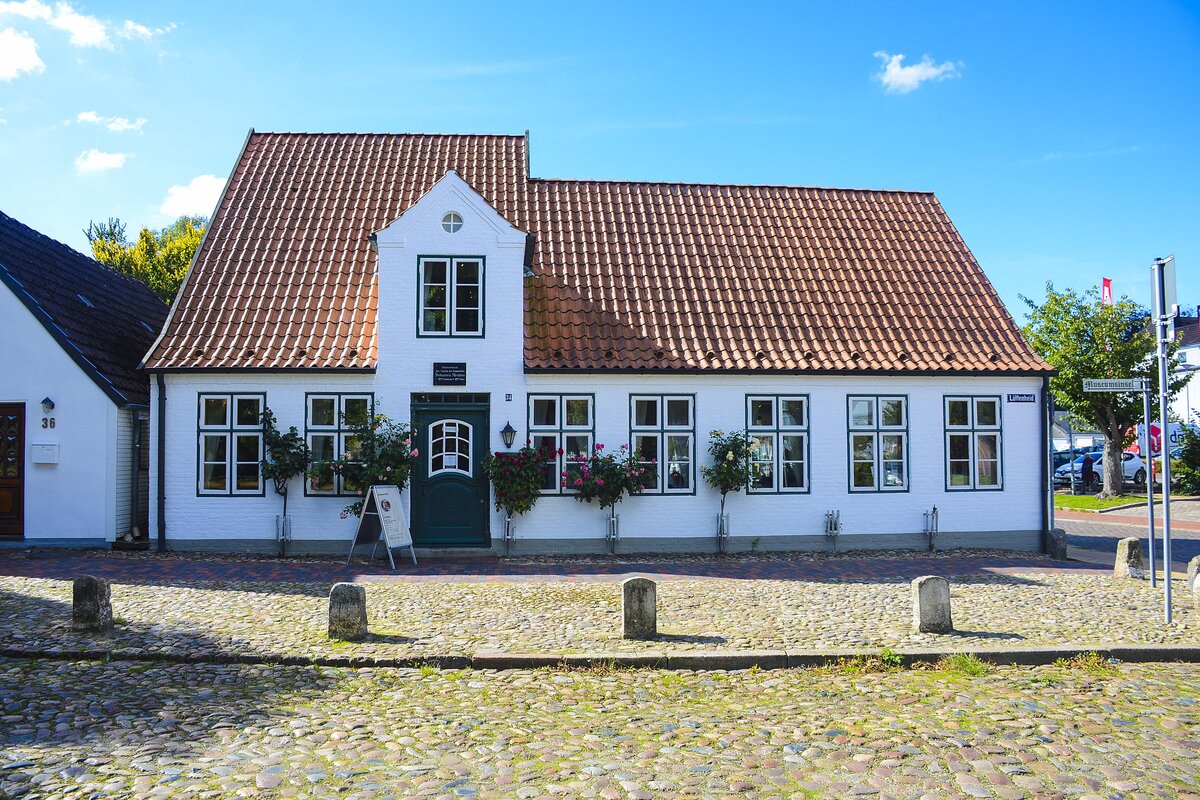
(500, 421, 517, 449)
(41, 397, 55, 414)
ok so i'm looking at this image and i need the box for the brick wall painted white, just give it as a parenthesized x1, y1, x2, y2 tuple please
(150, 171, 1047, 548)
(0, 282, 119, 541)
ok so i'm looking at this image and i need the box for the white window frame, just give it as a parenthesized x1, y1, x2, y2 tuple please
(306, 393, 374, 496)
(429, 419, 473, 476)
(944, 396, 1003, 491)
(746, 395, 809, 494)
(847, 395, 908, 493)
(528, 394, 594, 494)
(417, 256, 484, 337)
(630, 395, 695, 494)
(198, 393, 264, 496)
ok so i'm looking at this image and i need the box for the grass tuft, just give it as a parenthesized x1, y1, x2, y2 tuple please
(937, 653, 991, 677)
(1053, 651, 1119, 675)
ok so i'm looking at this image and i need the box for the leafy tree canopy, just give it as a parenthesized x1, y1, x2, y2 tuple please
(84, 215, 206, 303)
(1022, 282, 1188, 495)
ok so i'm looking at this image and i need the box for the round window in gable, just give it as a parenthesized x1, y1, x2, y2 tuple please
(441, 211, 463, 233)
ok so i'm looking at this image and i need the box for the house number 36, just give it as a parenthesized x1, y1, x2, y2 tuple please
(41, 417, 56, 429)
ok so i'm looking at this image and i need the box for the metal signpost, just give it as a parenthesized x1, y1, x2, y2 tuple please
(1152, 255, 1177, 623)
(1082, 377, 1156, 588)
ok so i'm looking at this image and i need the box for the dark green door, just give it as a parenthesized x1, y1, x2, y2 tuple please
(410, 402, 490, 547)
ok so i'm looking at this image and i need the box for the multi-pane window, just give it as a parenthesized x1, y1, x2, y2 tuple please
(528, 395, 594, 494)
(631, 395, 694, 493)
(306, 394, 373, 496)
(945, 396, 1002, 490)
(848, 396, 908, 492)
(198, 394, 264, 495)
(418, 256, 483, 336)
(430, 420, 472, 475)
(747, 396, 809, 493)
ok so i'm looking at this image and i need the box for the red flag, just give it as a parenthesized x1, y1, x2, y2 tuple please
(1101, 277, 1113, 305)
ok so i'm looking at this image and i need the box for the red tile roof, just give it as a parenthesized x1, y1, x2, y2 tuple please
(144, 131, 1051, 375)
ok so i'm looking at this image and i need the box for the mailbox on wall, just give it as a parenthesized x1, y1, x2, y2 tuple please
(30, 444, 59, 464)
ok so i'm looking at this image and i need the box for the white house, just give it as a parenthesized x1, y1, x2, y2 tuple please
(0, 210, 166, 548)
(142, 131, 1055, 556)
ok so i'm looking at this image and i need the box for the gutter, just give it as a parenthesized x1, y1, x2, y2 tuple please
(1042, 375, 1052, 541)
(156, 372, 166, 553)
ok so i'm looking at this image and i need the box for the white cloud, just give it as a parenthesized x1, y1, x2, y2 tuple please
(0, 27, 44, 80)
(1035, 145, 1142, 163)
(873, 51, 961, 94)
(77, 109, 146, 131)
(74, 148, 127, 172)
(118, 19, 175, 39)
(46, 1, 106, 47)
(159, 174, 224, 218)
(0, 1, 174, 49)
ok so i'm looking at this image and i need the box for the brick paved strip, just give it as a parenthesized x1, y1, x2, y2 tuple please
(1058, 509, 1200, 531)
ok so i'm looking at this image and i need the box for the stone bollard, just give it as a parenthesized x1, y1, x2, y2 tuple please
(1113, 537, 1145, 579)
(1194, 576, 1200, 627)
(1187, 555, 1200, 594)
(328, 582, 368, 641)
(622, 577, 656, 640)
(1044, 528, 1068, 561)
(71, 575, 113, 632)
(911, 575, 953, 633)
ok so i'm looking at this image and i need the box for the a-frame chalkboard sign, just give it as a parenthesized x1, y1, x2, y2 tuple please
(346, 485, 417, 568)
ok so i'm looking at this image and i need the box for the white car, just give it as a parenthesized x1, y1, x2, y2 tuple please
(1054, 452, 1146, 489)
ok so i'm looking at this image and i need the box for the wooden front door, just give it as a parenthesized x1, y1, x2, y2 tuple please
(410, 401, 490, 547)
(0, 403, 24, 538)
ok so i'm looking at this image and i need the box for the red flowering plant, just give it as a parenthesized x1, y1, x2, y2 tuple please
(482, 443, 549, 518)
(569, 443, 654, 511)
(307, 412, 419, 518)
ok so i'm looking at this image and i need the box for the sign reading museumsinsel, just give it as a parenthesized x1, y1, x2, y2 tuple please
(1082, 378, 1148, 392)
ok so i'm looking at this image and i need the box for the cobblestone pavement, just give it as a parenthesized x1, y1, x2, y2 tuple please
(1, 567, 1195, 661)
(0, 657, 1197, 800)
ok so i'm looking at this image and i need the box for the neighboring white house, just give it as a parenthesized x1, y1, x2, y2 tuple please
(142, 131, 1055, 556)
(1170, 315, 1200, 426)
(0, 210, 166, 548)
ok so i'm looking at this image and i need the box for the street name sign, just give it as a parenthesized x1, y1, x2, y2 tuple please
(1083, 379, 1148, 392)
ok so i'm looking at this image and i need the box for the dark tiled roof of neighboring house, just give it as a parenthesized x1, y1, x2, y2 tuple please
(144, 131, 1052, 375)
(0, 210, 167, 406)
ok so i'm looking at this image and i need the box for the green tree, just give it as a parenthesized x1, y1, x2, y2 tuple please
(1022, 283, 1188, 496)
(84, 215, 206, 303)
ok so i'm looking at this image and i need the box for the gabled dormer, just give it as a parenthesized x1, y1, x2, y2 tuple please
(372, 170, 529, 388)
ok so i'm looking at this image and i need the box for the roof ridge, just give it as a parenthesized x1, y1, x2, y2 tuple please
(253, 131, 527, 139)
(530, 176, 936, 195)
(0, 209, 154, 295)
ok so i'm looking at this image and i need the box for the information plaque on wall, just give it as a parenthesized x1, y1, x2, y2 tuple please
(433, 362, 467, 386)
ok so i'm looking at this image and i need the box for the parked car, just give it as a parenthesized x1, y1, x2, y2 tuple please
(1054, 451, 1146, 490)
(1052, 445, 1103, 470)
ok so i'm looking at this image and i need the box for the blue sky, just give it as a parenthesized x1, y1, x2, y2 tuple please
(1, 0, 1197, 320)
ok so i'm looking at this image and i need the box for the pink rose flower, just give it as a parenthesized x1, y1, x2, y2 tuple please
(411, 448, 419, 457)
(597, 479, 604, 486)
(575, 478, 583, 486)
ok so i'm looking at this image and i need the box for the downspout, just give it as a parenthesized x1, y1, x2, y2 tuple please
(156, 372, 167, 553)
(1042, 375, 1052, 542)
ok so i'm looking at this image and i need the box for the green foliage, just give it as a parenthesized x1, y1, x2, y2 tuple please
(307, 411, 418, 517)
(483, 445, 548, 517)
(1022, 283, 1188, 495)
(880, 647, 905, 669)
(699, 429, 760, 515)
(938, 653, 991, 676)
(260, 407, 310, 516)
(1169, 424, 1200, 495)
(570, 443, 652, 511)
(1052, 651, 1119, 675)
(84, 215, 206, 303)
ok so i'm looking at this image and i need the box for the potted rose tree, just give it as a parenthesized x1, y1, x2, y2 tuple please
(260, 407, 310, 557)
(308, 411, 418, 519)
(570, 443, 653, 554)
(700, 429, 758, 554)
(482, 443, 548, 555)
